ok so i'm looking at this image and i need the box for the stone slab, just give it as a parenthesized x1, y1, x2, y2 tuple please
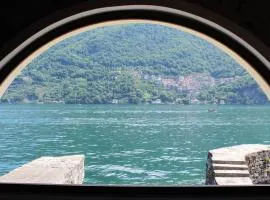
(209, 144, 270, 162)
(0, 155, 85, 184)
(214, 170, 249, 177)
(215, 177, 253, 185)
(213, 164, 248, 170)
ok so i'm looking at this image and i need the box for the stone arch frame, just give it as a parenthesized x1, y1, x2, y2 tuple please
(0, 2, 270, 199)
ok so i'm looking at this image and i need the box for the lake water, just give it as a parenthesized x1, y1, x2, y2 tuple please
(0, 104, 270, 185)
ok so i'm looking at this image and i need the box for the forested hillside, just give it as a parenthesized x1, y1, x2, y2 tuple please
(1, 23, 268, 104)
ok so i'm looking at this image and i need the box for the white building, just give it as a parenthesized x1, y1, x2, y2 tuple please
(152, 99, 162, 104)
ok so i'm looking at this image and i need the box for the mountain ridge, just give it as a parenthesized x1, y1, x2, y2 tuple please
(1, 23, 268, 104)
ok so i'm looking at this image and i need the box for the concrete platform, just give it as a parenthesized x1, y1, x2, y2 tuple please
(209, 144, 270, 162)
(205, 144, 270, 185)
(0, 155, 85, 184)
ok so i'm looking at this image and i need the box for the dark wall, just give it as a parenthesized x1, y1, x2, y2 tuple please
(1, 0, 270, 52)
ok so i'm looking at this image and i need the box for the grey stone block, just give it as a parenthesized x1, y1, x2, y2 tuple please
(0, 155, 85, 184)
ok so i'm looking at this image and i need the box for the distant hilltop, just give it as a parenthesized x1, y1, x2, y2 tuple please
(1, 24, 268, 104)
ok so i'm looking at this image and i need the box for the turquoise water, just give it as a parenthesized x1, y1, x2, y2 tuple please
(0, 104, 270, 185)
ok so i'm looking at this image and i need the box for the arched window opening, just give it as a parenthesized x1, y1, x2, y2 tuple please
(0, 19, 270, 186)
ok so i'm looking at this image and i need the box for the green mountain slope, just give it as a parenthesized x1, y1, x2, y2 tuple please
(1, 23, 268, 104)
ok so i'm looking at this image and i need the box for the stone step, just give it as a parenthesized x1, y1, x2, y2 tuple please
(206, 145, 270, 185)
(212, 160, 246, 165)
(214, 170, 250, 177)
(213, 163, 248, 170)
(215, 177, 253, 185)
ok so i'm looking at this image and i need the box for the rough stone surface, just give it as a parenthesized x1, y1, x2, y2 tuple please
(245, 150, 270, 184)
(0, 155, 85, 184)
(205, 144, 270, 185)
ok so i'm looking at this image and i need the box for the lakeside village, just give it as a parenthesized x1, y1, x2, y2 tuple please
(8, 72, 231, 105)
(31, 98, 225, 105)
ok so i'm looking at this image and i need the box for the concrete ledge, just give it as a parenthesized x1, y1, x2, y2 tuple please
(205, 144, 270, 185)
(214, 170, 250, 177)
(0, 155, 85, 184)
(215, 177, 253, 185)
(213, 164, 248, 170)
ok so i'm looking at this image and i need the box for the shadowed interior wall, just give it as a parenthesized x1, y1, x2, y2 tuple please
(1, 0, 270, 49)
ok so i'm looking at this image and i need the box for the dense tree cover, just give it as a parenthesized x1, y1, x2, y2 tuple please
(1, 23, 268, 104)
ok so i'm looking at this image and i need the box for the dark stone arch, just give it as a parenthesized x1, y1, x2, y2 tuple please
(0, 1, 270, 199)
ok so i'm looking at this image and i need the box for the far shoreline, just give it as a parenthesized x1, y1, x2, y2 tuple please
(0, 102, 269, 106)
